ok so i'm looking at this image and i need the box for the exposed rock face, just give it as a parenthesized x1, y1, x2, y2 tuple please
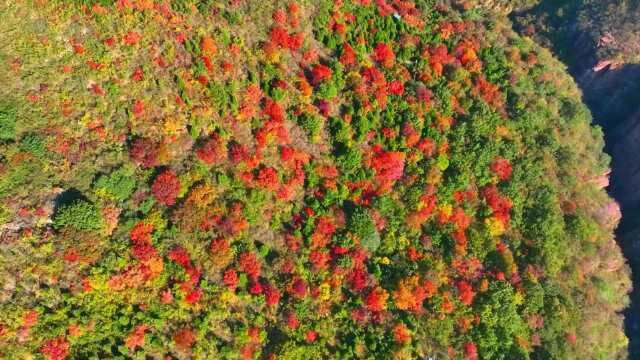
(596, 200, 621, 230)
(511, 1, 640, 354)
(573, 57, 640, 360)
(572, 63, 640, 214)
(591, 168, 611, 189)
(0, 189, 58, 239)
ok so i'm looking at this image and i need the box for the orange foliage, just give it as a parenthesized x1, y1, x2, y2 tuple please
(365, 286, 389, 312)
(201, 36, 217, 56)
(125, 324, 148, 350)
(393, 275, 434, 312)
(393, 323, 411, 344)
(174, 328, 197, 350)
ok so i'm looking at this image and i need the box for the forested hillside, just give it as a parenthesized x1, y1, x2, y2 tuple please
(513, 0, 640, 357)
(0, 1, 630, 359)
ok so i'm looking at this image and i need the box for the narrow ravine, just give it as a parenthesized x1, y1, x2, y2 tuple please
(509, 1, 640, 351)
(572, 64, 640, 356)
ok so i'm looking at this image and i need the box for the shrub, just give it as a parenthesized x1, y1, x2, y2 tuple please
(0, 106, 16, 141)
(298, 113, 323, 141)
(94, 167, 136, 202)
(349, 207, 380, 253)
(53, 200, 103, 231)
(151, 170, 181, 206)
(19, 133, 46, 158)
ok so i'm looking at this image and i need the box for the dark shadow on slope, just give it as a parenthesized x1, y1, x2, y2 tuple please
(512, 2, 640, 353)
(597, 65, 640, 356)
(560, 63, 640, 356)
(52, 188, 87, 216)
(578, 65, 640, 131)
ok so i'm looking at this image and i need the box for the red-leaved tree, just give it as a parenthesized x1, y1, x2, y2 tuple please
(151, 170, 181, 206)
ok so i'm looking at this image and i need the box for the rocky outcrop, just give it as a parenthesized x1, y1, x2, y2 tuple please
(596, 200, 621, 230)
(569, 63, 640, 215)
(0, 189, 59, 239)
(591, 168, 611, 189)
(572, 54, 640, 360)
(511, 1, 640, 354)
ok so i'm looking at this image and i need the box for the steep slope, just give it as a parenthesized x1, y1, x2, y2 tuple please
(512, 0, 640, 355)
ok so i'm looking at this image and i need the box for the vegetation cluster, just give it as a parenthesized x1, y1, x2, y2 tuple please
(0, 0, 630, 359)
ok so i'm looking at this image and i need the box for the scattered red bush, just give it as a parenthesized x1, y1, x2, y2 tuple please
(257, 166, 280, 191)
(393, 323, 411, 344)
(264, 284, 281, 306)
(456, 280, 475, 305)
(373, 43, 395, 68)
(151, 170, 181, 206)
(464, 341, 479, 360)
(490, 157, 513, 181)
(223, 269, 239, 290)
(239, 252, 262, 281)
(173, 328, 197, 350)
(370, 150, 405, 190)
(365, 286, 389, 312)
(40, 337, 70, 360)
(130, 138, 158, 168)
(123, 31, 141, 45)
(311, 64, 333, 85)
(340, 44, 357, 66)
(196, 133, 225, 165)
(125, 324, 148, 350)
(482, 185, 512, 224)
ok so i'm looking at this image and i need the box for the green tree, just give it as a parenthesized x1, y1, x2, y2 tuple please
(54, 200, 103, 231)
